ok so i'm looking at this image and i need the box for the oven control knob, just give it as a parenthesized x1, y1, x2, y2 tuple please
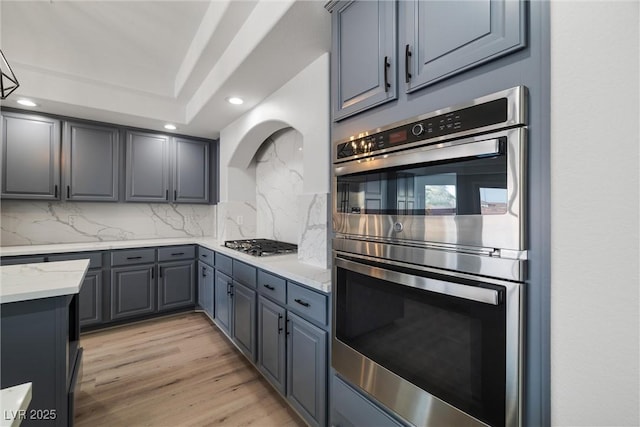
(411, 123, 425, 136)
(393, 222, 403, 232)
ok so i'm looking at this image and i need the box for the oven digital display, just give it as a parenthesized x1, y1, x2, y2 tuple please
(388, 130, 407, 144)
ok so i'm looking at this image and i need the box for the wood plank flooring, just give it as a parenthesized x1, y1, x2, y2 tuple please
(75, 313, 306, 427)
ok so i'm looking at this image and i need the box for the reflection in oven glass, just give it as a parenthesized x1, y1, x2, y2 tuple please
(336, 147, 508, 216)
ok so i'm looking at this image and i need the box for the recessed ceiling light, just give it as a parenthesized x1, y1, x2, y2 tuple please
(164, 124, 177, 130)
(17, 99, 37, 107)
(227, 97, 244, 105)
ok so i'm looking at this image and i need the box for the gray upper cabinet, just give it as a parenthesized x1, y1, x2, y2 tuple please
(331, 0, 397, 121)
(1, 112, 61, 200)
(404, 0, 526, 92)
(125, 130, 170, 202)
(63, 121, 119, 201)
(173, 137, 209, 204)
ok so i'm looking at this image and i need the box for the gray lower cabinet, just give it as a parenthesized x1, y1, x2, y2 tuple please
(214, 270, 233, 336)
(1, 112, 61, 200)
(331, 0, 397, 121)
(332, 375, 405, 427)
(125, 130, 170, 202)
(63, 121, 119, 201)
(232, 281, 256, 362)
(403, 0, 526, 92)
(79, 269, 103, 327)
(111, 264, 156, 320)
(257, 296, 287, 394)
(198, 261, 215, 319)
(287, 311, 327, 427)
(158, 260, 195, 312)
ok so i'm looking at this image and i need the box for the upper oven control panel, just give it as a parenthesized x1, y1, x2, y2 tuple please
(334, 86, 527, 162)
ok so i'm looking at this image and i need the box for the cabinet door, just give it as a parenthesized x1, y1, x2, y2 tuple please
(198, 261, 214, 318)
(173, 138, 209, 204)
(79, 269, 103, 327)
(257, 296, 286, 394)
(63, 121, 119, 201)
(1, 112, 60, 200)
(125, 130, 170, 202)
(287, 312, 327, 427)
(232, 281, 256, 362)
(158, 260, 195, 312)
(111, 264, 156, 320)
(214, 270, 232, 336)
(332, 0, 397, 121)
(404, 0, 526, 92)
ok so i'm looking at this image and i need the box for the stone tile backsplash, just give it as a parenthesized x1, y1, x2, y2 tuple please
(0, 201, 216, 246)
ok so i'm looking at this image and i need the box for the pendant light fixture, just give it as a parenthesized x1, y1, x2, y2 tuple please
(0, 49, 20, 100)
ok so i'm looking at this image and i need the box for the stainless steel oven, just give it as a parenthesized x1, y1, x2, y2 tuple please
(332, 87, 527, 427)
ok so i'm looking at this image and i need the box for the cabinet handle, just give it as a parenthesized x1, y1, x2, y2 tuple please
(54, 185, 58, 198)
(384, 56, 391, 92)
(171, 252, 185, 256)
(165, 189, 168, 201)
(66, 185, 70, 199)
(405, 44, 412, 83)
(294, 298, 310, 308)
(151, 267, 154, 279)
(127, 256, 142, 260)
(174, 190, 177, 200)
(159, 267, 163, 278)
(286, 319, 291, 336)
(263, 284, 275, 291)
(278, 314, 283, 334)
(202, 266, 207, 277)
(201, 254, 208, 258)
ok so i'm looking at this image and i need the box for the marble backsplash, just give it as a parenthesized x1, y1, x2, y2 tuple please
(298, 193, 330, 269)
(0, 201, 216, 246)
(255, 128, 303, 244)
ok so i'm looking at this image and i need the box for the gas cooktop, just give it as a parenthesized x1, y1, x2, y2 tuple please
(224, 239, 297, 257)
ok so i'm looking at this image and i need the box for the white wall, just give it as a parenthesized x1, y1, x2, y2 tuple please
(550, 2, 639, 425)
(219, 53, 330, 201)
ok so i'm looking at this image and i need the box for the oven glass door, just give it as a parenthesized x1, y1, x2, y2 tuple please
(336, 141, 508, 216)
(335, 256, 511, 427)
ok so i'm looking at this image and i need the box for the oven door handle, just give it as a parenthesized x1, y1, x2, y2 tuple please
(334, 137, 503, 176)
(335, 257, 500, 305)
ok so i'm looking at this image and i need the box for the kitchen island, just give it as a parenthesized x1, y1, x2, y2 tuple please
(0, 260, 88, 427)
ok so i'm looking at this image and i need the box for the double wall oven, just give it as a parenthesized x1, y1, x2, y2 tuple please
(332, 87, 527, 427)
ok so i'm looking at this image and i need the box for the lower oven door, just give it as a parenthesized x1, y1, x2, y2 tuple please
(332, 255, 522, 427)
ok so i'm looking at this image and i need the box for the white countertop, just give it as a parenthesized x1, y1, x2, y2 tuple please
(0, 238, 332, 293)
(0, 383, 32, 427)
(0, 260, 89, 304)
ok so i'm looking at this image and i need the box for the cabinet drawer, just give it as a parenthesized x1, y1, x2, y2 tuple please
(233, 260, 256, 288)
(111, 248, 155, 266)
(332, 375, 404, 427)
(215, 253, 232, 276)
(1, 256, 46, 265)
(49, 251, 103, 269)
(258, 270, 286, 305)
(198, 246, 215, 266)
(287, 282, 327, 325)
(158, 245, 195, 262)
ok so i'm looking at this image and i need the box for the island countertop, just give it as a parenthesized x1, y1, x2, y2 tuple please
(0, 259, 89, 304)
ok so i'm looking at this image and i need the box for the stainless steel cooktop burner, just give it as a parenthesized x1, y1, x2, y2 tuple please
(224, 239, 297, 257)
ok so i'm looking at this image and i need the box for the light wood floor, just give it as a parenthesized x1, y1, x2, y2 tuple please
(75, 313, 306, 427)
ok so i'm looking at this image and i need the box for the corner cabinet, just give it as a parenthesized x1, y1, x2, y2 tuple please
(1, 112, 61, 200)
(404, 0, 527, 93)
(331, 0, 397, 121)
(63, 121, 119, 201)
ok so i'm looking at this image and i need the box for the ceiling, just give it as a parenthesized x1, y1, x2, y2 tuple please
(0, 0, 331, 139)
